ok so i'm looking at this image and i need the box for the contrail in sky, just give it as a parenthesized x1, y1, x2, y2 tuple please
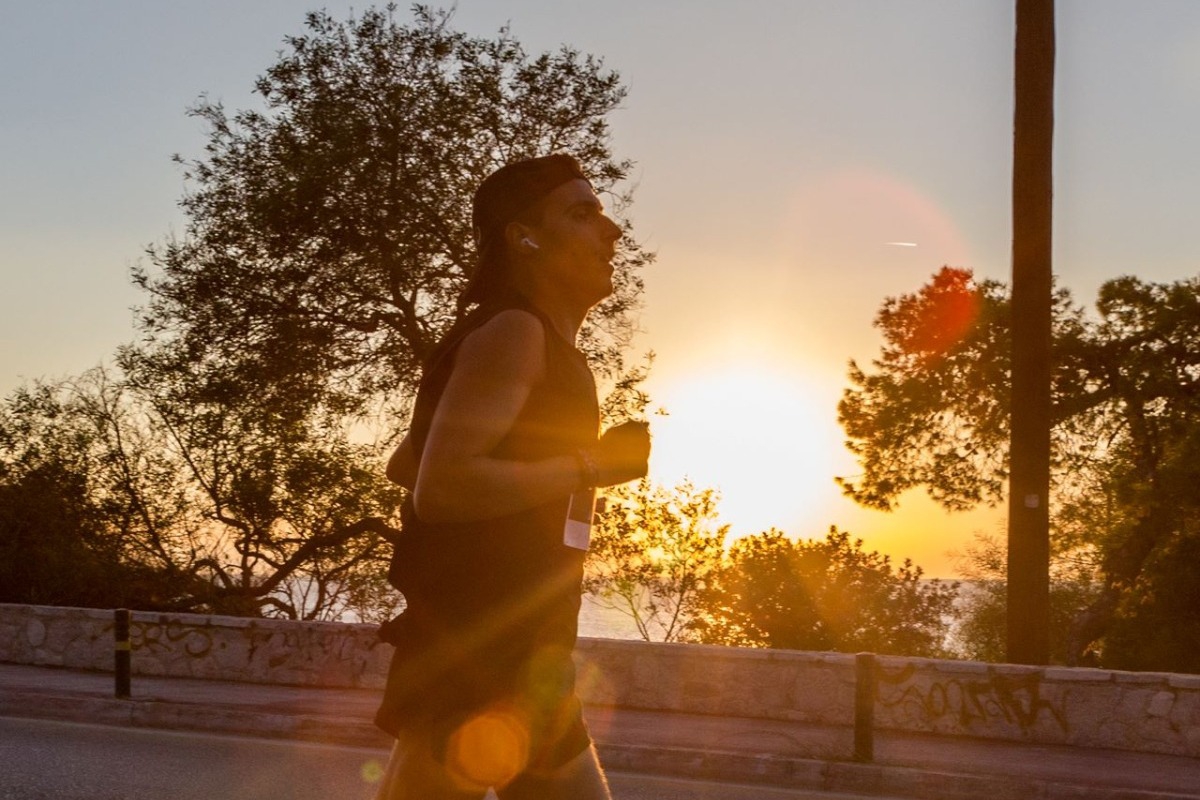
(886, 242, 918, 247)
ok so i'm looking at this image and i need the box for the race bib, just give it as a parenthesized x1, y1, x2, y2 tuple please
(563, 488, 597, 551)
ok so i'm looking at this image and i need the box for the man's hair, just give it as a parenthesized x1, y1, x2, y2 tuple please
(461, 154, 588, 307)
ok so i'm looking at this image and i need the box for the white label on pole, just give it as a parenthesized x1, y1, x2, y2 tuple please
(1024, 494, 1040, 508)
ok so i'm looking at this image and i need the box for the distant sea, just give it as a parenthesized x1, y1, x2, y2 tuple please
(576, 579, 985, 648)
(349, 581, 979, 645)
(577, 595, 643, 640)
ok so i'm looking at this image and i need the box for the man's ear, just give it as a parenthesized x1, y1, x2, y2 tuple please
(505, 221, 539, 255)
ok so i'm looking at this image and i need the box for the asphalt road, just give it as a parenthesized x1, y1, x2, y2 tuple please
(0, 717, 890, 800)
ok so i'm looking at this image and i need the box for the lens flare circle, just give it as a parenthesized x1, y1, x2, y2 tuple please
(445, 708, 530, 791)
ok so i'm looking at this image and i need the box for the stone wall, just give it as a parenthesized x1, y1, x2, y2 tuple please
(870, 656, 1200, 756)
(1, 603, 1197, 757)
(0, 604, 391, 689)
(575, 638, 856, 726)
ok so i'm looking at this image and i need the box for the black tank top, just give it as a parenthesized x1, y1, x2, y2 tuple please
(382, 295, 599, 722)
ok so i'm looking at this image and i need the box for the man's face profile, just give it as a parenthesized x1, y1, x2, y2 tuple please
(523, 178, 622, 304)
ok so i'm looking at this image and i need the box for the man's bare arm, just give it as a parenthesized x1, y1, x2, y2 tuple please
(413, 310, 583, 523)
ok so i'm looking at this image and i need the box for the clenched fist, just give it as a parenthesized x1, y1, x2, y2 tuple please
(584, 420, 650, 487)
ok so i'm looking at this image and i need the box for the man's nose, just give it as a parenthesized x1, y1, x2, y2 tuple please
(604, 216, 622, 241)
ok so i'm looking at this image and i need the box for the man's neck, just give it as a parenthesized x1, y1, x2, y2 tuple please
(521, 286, 587, 345)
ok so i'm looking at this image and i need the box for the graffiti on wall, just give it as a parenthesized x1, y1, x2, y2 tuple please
(876, 663, 1069, 735)
(103, 619, 218, 658)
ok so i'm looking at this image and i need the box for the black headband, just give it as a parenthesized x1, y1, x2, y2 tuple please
(461, 154, 588, 306)
(471, 154, 587, 242)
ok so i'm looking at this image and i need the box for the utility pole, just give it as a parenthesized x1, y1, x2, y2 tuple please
(1007, 0, 1055, 665)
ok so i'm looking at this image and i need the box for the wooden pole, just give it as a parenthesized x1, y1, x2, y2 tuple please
(1007, 0, 1055, 665)
(853, 652, 876, 762)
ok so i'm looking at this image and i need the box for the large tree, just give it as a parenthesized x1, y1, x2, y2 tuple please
(132, 5, 651, 429)
(25, 5, 652, 618)
(839, 267, 1200, 669)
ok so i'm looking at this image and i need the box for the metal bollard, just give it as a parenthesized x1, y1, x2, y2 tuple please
(853, 652, 875, 762)
(114, 608, 131, 698)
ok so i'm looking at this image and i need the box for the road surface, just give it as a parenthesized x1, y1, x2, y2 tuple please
(0, 716, 892, 800)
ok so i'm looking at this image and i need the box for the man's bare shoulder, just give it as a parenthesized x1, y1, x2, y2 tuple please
(455, 308, 547, 380)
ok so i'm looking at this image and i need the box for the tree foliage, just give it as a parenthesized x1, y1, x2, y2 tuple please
(584, 479, 727, 642)
(838, 266, 1075, 511)
(0, 380, 147, 608)
(0, 370, 404, 619)
(950, 532, 1100, 665)
(125, 366, 406, 619)
(841, 267, 1200, 669)
(0, 374, 193, 609)
(584, 481, 957, 655)
(692, 528, 958, 656)
(132, 5, 651, 427)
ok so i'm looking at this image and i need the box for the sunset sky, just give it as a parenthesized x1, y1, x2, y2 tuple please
(3, 1, 1199, 576)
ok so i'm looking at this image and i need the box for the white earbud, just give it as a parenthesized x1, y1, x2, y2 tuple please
(522, 237, 540, 251)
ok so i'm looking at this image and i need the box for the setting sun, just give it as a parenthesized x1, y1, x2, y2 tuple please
(640, 357, 1001, 576)
(646, 363, 842, 541)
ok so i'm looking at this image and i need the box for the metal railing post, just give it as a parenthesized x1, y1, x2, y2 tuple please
(854, 652, 875, 762)
(114, 608, 131, 698)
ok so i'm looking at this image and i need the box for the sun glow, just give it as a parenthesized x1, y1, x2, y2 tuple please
(646, 364, 843, 540)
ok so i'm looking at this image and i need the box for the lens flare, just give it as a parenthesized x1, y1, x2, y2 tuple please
(895, 266, 982, 360)
(573, 658, 616, 710)
(784, 167, 972, 277)
(359, 758, 385, 784)
(445, 708, 530, 791)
